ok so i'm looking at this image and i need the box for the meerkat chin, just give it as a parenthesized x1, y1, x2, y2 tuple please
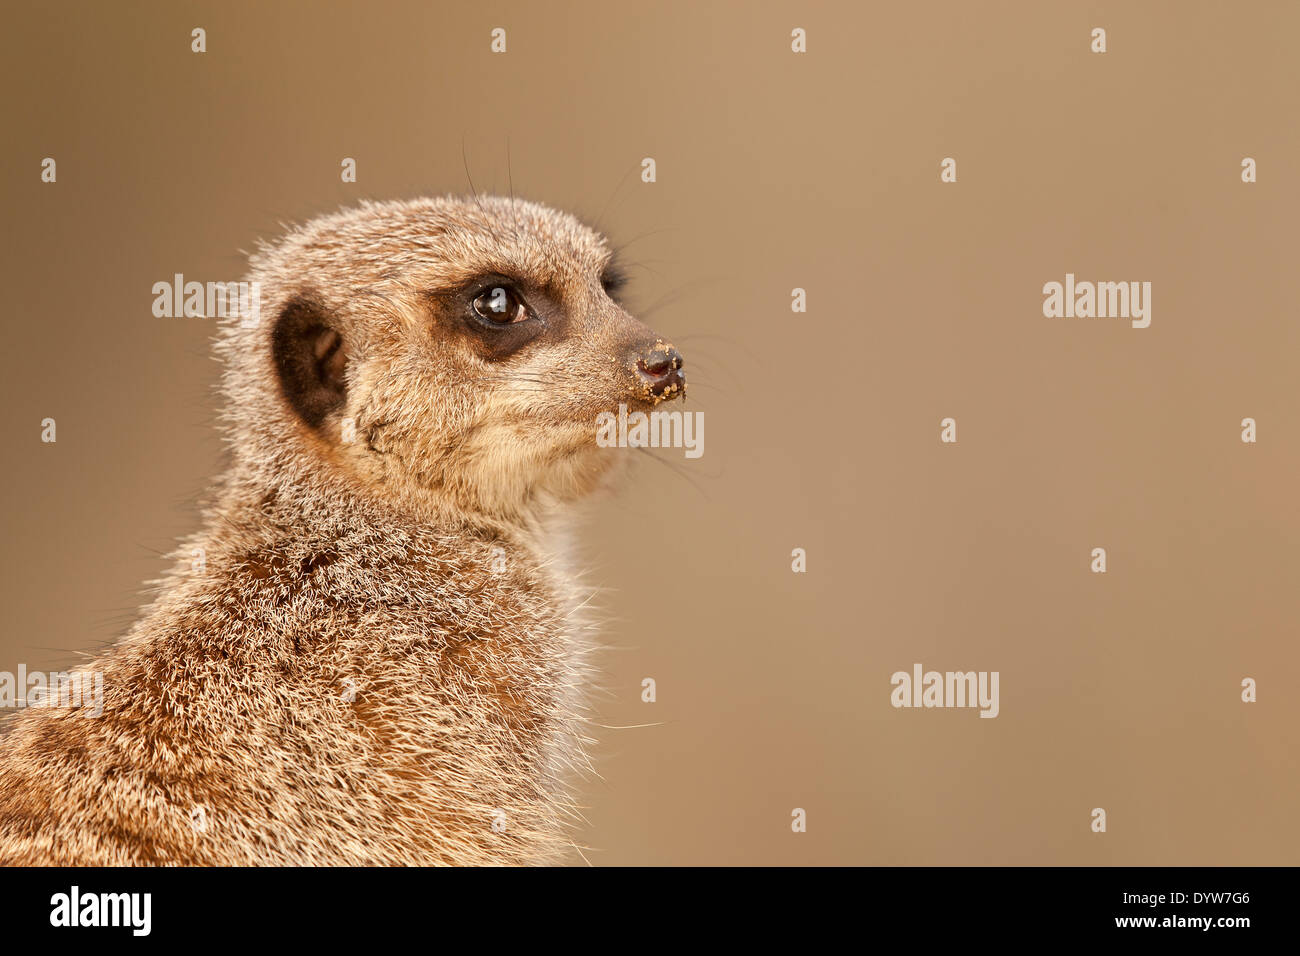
(0, 196, 686, 866)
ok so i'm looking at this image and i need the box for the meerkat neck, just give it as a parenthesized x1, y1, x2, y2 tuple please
(206, 456, 569, 562)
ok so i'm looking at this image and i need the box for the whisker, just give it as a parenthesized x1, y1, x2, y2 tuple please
(506, 136, 522, 240)
(635, 277, 722, 322)
(609, 227, 679, 258)
(591, 162, 641, 238)
(461, 138, 503, 247)
(629, 446, 715, 500)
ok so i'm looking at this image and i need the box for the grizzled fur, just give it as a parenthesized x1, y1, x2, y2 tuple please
(0, 196, 682, 865)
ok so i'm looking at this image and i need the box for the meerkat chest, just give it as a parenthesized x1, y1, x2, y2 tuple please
(337, 551, 581, 745)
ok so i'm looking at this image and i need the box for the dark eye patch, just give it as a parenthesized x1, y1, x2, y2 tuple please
(467, 314, 544, 360)
(421, 275, 550, 362)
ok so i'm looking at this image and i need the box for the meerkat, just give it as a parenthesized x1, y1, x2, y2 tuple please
(0, 196, 685, 865)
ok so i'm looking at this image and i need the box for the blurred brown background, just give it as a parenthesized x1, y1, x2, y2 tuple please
(2, 0, 1297, 865)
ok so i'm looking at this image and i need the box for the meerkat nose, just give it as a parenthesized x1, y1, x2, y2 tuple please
(635, 344, 686, 398)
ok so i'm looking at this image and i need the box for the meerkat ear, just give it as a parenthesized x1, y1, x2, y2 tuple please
(271, 296, 349, 430)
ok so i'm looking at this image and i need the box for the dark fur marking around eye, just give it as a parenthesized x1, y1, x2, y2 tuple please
(466, 311, 545, 360)
(421, 279, 548, 362)
(271, 295, 348, 429)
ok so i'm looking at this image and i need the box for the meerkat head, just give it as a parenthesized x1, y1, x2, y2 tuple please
(218, 196, 684, 522)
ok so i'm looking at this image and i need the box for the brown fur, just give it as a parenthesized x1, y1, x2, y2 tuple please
(0, 196, 683, 865)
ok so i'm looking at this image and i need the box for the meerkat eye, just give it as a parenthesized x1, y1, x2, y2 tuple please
(471, 285, 530, 326)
